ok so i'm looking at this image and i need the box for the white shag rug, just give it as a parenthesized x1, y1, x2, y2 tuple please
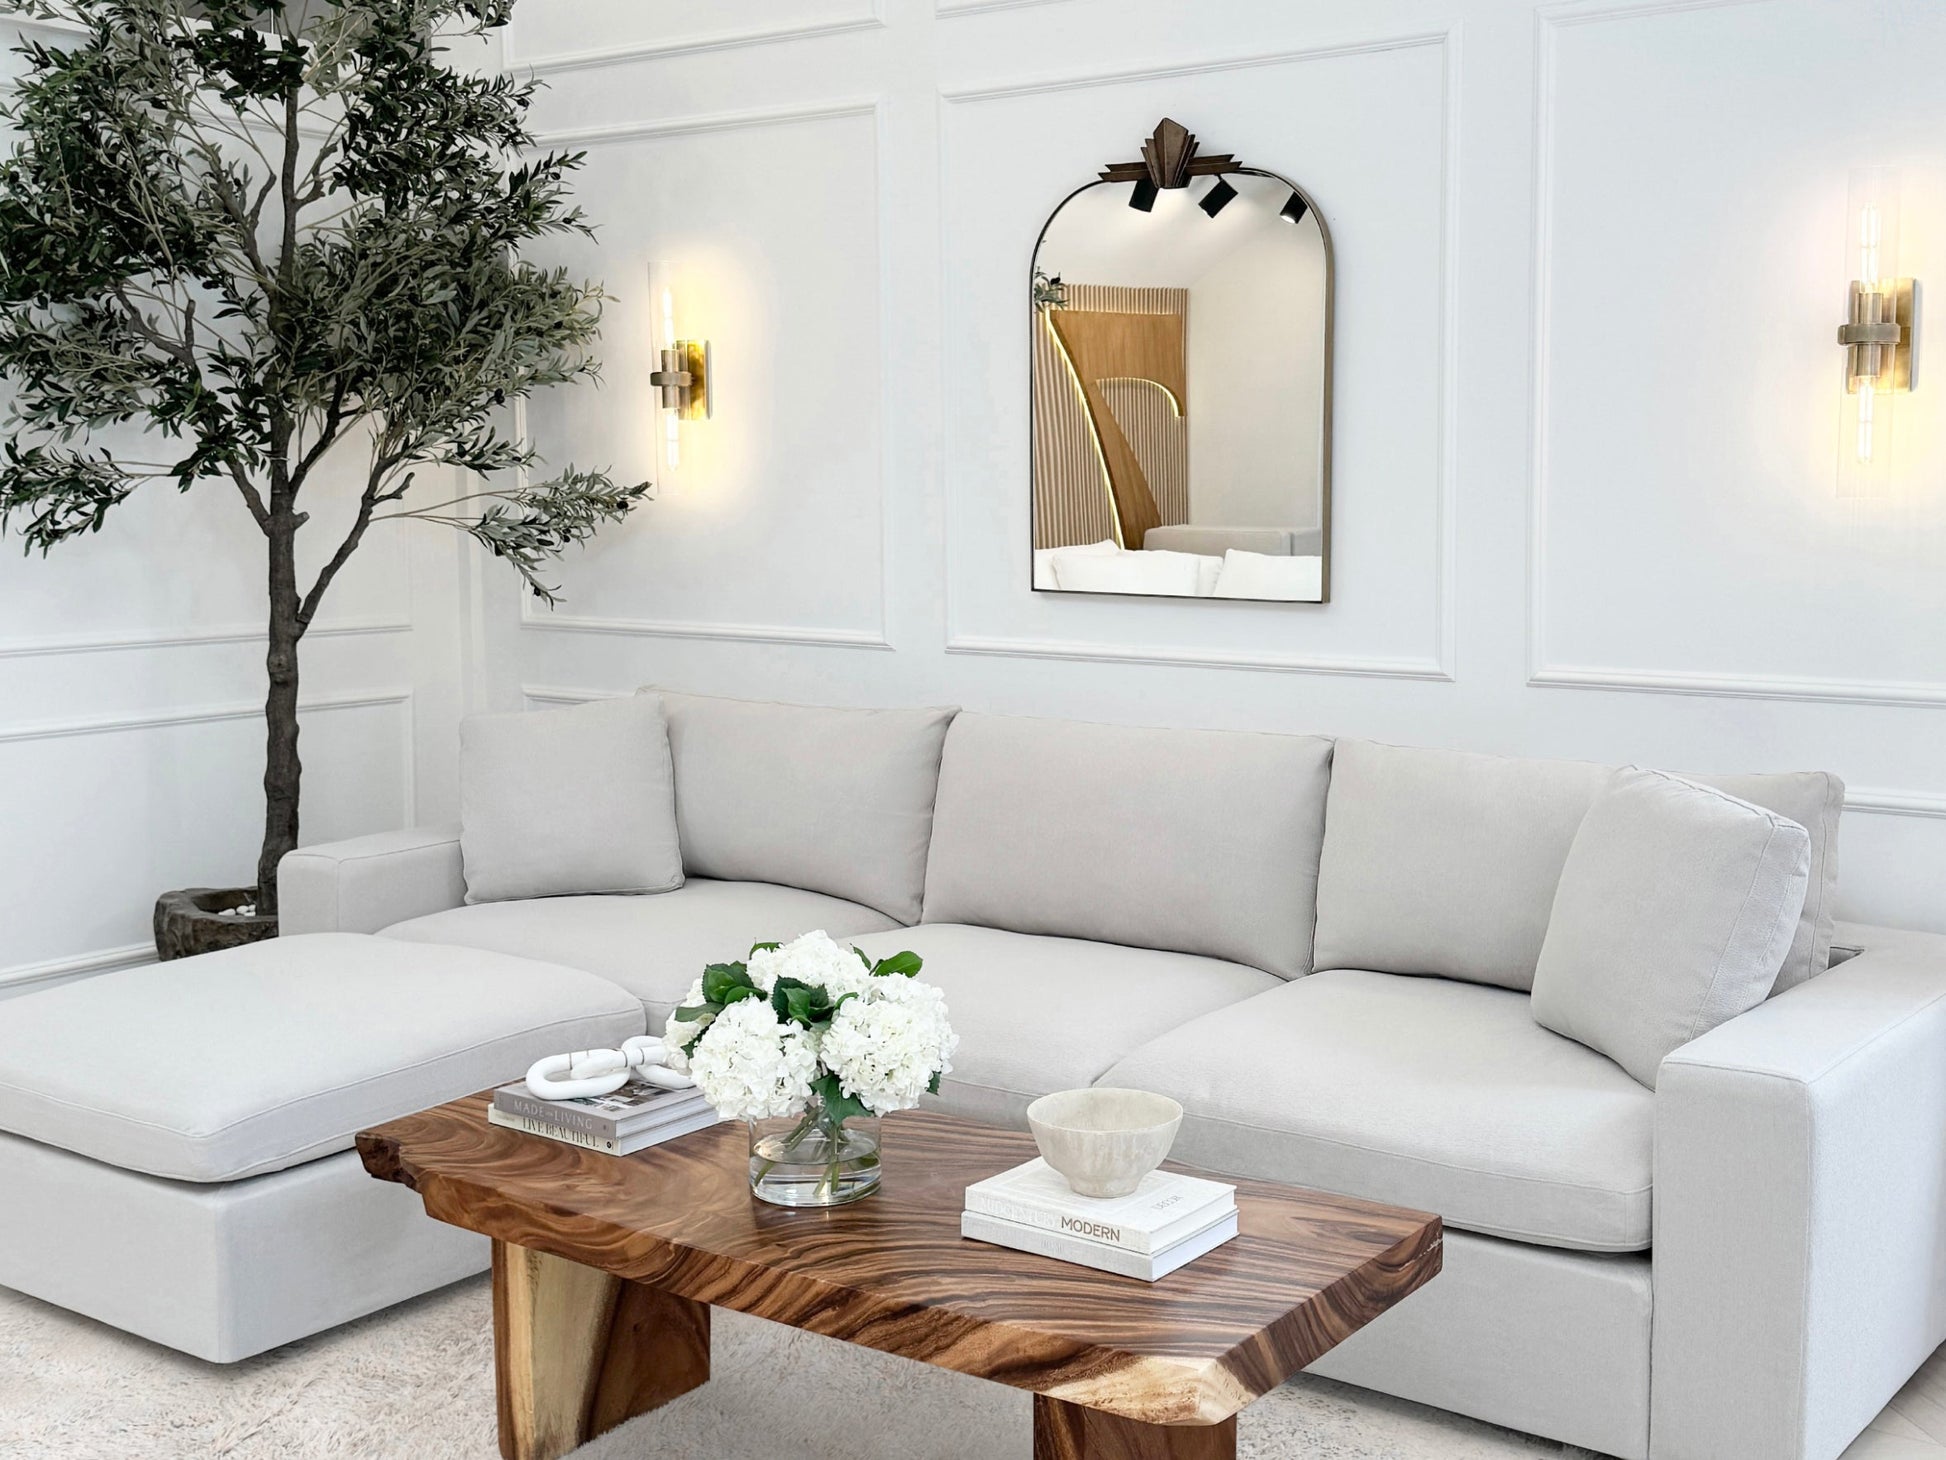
(0, 1275, 1604, 1460)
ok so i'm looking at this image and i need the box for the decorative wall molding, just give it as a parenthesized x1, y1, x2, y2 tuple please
(940, 28, 1459, 681)
(519, 605, 893, 652)
(0, 941, 155, 996)
(522, 684, 617, 707)
(506, 1, 884, 78)
(938, 27, 1452, 104)
(945, 635, 1452, 680)
(1520, 0, 1926, 709)
(530, 96, 880, 152)
(1527, 664, 1946, 710)
(938, 0, 1080, 18)
(0, 686, 412, 745)
(0, 615, 410, 660)
(521, 97, 895, 654)
(0, 686, 417, 827)
(1848, 788, 1946, 822)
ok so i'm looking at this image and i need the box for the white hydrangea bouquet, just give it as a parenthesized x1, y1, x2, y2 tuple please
(664, 931, 957, 1207)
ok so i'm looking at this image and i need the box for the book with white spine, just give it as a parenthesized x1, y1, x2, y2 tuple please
(491, 1080, 709, 1139)
(960, 1208, 1240, 1281)
(486, 1104, 723, 1156)
(963, 1158, 1235, 1255)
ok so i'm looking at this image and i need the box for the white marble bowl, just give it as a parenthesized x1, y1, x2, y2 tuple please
(1025, 1087, 1184, 1199)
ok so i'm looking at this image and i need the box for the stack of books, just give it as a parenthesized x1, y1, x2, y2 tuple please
(486, 1080, 722, 1156)
(961, 1158, 1238, 1281)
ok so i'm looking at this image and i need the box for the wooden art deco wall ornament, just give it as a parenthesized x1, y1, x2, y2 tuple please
(1029, 118, 1334, 603)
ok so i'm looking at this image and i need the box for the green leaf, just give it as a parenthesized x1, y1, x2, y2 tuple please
(812, 1072, 872, 1125)
(669, 1002, 719, 1022)
(852, 946, 872, 968)
(700, 961, 752, 1005)
(769, 976, 821, 1028)
(749, 940, 781, 956)
(927, 1070, 943, 1097)
(719, 984, 760, 1007)
(871, 950, 924, 979)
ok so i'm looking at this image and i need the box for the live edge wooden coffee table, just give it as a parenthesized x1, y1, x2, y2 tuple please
(358, 1097, 1441, 1460)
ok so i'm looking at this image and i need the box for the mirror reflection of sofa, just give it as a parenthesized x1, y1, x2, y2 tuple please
(1033, 530, 1323, 599)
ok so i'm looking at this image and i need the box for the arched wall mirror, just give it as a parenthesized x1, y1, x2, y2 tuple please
(1030, 119, 1333, 603)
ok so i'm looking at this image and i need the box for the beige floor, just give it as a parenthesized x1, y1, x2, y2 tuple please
(0, 1274, 1941, 1459)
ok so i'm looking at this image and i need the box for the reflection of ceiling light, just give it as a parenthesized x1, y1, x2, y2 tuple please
(1128, 179, 1158, 212)
(1280, 190, 1309, 224)
(1198, 177, 1237, 218)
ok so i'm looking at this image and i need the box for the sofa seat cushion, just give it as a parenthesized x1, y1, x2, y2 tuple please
(849, 924, 1280, 1126)
(381, 879, 901, 1024)
(0, 934, 643, 1184)
(1101, 969, 1654, 1252)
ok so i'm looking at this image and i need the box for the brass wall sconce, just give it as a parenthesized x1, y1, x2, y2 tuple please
(1837, 168, 1919, 495)
(648, 271, 710, 470)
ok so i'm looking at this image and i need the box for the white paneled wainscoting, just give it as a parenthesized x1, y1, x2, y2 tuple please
(7, 0, 1946, 982)
(484, 0, 1946, 937)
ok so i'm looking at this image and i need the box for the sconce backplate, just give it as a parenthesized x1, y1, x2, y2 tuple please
(1841, 277, 1920, 393)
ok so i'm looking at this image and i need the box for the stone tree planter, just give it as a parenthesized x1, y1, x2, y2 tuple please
(154, 888, 279, 962)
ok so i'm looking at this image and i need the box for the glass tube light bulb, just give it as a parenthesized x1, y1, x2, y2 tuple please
(1837, 168, 1902, 497)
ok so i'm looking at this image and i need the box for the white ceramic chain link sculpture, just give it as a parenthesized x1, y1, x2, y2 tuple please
(524, 1035, 697, 1101)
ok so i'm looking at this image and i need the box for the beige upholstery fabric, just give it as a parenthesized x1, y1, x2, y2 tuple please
(1697, 770, 1843, 992)
(1312, 741, 1615, 989)
(1310, 1230, 1653, 1460)
(277, 825, 464, 936)
(849, 924, 1279, 1127)
(460, 697, 681, 904)
(0, 935, 644, 1183)
(1653, 925, 1946, 1460)
(1314, 740, 1844, 994)
(1532, 770, 1810, 1088)
(381, 880, 900, 1024)
(1102, 969, 1655, 1251)
(648, 690, 956, 924)
(920, 713, 1333, 978)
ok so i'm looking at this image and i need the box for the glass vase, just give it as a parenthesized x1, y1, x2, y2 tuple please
(748, 1094, 881, 1207)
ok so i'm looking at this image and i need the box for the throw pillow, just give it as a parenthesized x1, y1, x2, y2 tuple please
(1531, 768, 1810, 1088)
(459, 696, 682, 904)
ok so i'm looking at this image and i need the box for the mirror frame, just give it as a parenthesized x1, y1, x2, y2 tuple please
(1027, 120, 1335, 604)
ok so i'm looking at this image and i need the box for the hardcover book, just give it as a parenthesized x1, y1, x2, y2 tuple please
(963, 1158, 1235, 1255)
(491, 1080, 711, 1139)
(485, 1104, 723, 1156)
(959, 1208, 1240, 1281)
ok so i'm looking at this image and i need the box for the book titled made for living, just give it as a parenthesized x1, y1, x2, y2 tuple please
(963, 1158, 1236, 1255)
(486, 1104, 724, 1157)
(491, 1080, 710, 1139)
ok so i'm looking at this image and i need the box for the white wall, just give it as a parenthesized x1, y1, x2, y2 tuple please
(1188, 214, 1329, 531)
(487, 0, 1946, 936)
(0, 18, 475, 990)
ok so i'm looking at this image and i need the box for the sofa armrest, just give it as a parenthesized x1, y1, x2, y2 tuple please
(1651, 927, 1946, 1460)
(277, 826, 466, 936)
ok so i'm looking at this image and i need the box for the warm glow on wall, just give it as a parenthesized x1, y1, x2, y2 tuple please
(1837, 168, 1920, 497)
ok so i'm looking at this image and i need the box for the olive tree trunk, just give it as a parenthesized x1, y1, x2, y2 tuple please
(256, 511, 303, 918)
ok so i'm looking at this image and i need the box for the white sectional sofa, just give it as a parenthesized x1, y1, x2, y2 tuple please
(1, 690, 1942, 1460)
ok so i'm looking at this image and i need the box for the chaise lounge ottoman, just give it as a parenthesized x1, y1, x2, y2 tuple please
(0, 932, 643, 1361)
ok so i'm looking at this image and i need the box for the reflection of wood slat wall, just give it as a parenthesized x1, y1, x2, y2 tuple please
(1032, 285, 1189, 549)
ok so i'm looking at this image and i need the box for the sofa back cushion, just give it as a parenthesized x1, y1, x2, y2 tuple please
(646, 690, 956, 925)
(1313, 740, 1844, 994)
(1313, 741, 1613, 990)
(1696, 771, 1842, 992)
(921, 712, 1333, 978)
(1531, 770, 1810, 1087)
(460, 696, 683, 904)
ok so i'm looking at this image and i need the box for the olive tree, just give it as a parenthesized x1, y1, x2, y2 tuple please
(0, 0, 642, 914)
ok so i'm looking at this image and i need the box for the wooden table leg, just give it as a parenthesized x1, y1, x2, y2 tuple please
(492, 1239, 710, 1460)
(1033, 1395, 1237, 1460)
